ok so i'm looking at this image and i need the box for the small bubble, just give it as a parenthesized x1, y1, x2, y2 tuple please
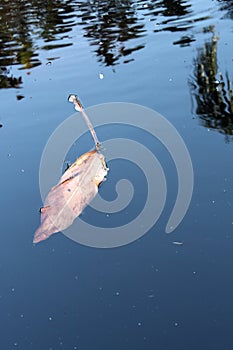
(137, 322, 142, 326)
(49, 316, 52, 321)
(115, 291, 120, 296)
(21, 169, 25, 173)
(11, 288, 15, 292)
(174, 322, 178, 327)
(99, 73, 104, 80)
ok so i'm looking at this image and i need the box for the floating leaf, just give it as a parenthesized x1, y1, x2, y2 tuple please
(33, 95, 108, 244)
(33, 149, 108, 243)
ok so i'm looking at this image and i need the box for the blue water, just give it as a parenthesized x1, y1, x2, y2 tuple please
(0, 0, 233, 349)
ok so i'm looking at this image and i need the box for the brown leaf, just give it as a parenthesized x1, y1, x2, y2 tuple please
(33, 149, 108, 244)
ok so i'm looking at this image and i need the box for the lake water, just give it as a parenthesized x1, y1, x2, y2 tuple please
(0, 0, 233, 349)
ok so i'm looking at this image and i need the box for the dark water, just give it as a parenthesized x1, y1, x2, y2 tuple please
(0, 0, 233, 349)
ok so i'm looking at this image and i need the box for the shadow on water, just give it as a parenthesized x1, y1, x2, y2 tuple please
(190, 31, 233, 142)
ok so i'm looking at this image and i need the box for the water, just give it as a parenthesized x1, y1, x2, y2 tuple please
(0, 0, 233, 349)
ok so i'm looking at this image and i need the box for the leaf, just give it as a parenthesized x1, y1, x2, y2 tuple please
(33, 149, 108, 243)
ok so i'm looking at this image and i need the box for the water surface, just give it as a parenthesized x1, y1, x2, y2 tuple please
(0, 0, 233, 349)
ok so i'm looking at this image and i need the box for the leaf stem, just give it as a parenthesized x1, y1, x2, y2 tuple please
(68, 94, 101, 150)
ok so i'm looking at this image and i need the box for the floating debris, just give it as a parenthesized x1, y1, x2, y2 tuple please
(172, 241, 183, 246)
(16, 95, 25, 101)
(99, 73, 104, 79)
(33, 95, 108, 244)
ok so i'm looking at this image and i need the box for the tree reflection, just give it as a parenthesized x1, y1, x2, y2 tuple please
(0, 0, 78, 88)
(0, 0, 195, 81)
(190, 34, 233, 141)
(217, 0, 233, 19)
(0, 0, 76, 72)
(77, 0, 146, 66)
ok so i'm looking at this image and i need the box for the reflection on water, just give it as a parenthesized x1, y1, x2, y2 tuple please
(218, 0, 233, 19)
(0, 0, 76, 69)
(190, 32, 233, 141)
(0, 0, 232, 92)
(0, 0, 199, 86)
(77, 0, 146, 66)
(0, 0, 77, 87)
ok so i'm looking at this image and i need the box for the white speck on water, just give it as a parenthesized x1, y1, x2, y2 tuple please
(74, 275, 78, 280)
(13, 342, 18, 347)
(7, 153, 12, 159)
(49, 316, 52, 321)
(115, 291, 120, 296)
(21, 169, 25, 173)
(172, 241, 183, 246)
(99, 73, 104, 79)
(169, 78, 173, 82)
(148, 294, 155, 298)
(11, 288, 15, 292)
(138, 322, 142, 326)
(174, 322, 178, 327)
(212, 200, 215, 204)
(193, 271, 196, 275)
(20, 314, 24, 318)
